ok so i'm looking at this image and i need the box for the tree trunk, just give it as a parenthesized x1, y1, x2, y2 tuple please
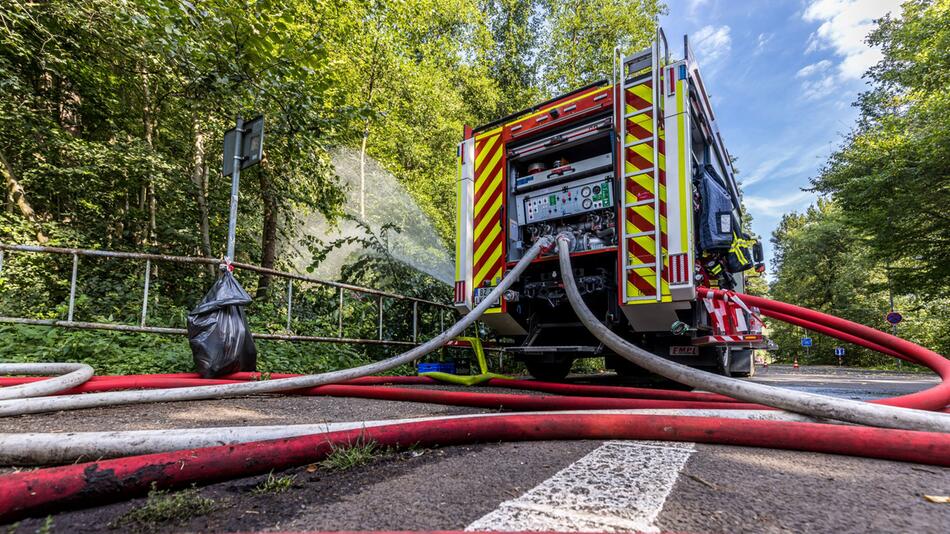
(358, 36, 382, 222)
(1, 149, 48, 243)
(359, 128, 369, 220)
(257, 167, 279, 298)
(189, 121, 215, 276)
(141, 70, 158, 245)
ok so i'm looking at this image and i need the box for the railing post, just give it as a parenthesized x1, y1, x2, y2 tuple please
(140, 259, 151, 327)
(67, 253, 78, 322)
(338, 287, 344, 337)
(286, 279, 293, 332)
(378, 295, 384, 341)
(412, 300, 418, 343)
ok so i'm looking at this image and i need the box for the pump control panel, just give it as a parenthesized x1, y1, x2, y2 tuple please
(515, 172, 614, 225)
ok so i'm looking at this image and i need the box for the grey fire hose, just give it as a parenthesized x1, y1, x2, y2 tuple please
(0, 409, 818, 465)
(555, 234, 950, 433)
(0, 363, 94, 400)
(0, 236, 554, 417)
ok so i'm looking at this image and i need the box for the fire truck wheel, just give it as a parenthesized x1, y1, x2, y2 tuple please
(525, 356, 574, 381)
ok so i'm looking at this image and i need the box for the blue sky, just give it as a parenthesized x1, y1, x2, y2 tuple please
(659, 0, 904, 270)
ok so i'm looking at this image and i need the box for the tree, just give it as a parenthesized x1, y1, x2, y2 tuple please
(767, 199, 950, 365)
(542, 0, 664, 93)
(809, 0, 950, 299)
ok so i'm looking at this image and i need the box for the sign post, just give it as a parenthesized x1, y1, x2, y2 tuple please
(886, 309, 902, 370)
(222, 115, 265, 262)
(834, 346, 845, 366)
(801, 336, 812, 364)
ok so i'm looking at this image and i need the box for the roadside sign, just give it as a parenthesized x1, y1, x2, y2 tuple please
(801, 337, 812, 347)
(222, 115, 264, 176)
(885, 311, 903, 325)
(834, 347, 845, 357)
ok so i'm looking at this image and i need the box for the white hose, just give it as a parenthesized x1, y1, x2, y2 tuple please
(0, 409, 820, 465)
(0, 237, 554, 417)
(555, 235, 950, 432)
(0, 363, 94, 400)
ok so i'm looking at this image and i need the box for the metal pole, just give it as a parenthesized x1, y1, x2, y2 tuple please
(286, 279, 293, 332)
(67, 253, 78, 322)
(338, 287, 344, 337)
(140, 259, 151, 328)
(378, 295, 384, 341)
(226, 116, 245, 261)
(887, 266, 901, 370)
(0, 249, 4, 275)
(412, 301, 418, 343)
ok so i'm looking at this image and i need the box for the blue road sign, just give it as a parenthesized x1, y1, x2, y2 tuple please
(834, 347, 845, 357)
(886, 311, 903, 325)
(801, 337, 813, 347)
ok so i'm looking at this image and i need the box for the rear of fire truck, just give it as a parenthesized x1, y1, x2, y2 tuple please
(453, 28, 769, 381)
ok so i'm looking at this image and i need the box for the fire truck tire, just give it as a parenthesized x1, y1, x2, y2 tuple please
(525, 356, 573, 381)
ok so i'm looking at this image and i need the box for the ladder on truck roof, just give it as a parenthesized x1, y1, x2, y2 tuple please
(616, 30, 672, 305)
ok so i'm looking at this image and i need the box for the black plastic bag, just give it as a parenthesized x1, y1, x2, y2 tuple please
(187, 270, 258, 378)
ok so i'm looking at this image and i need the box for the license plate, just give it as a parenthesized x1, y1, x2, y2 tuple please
(473, 287, 499, 307)
(670, 346, 699, 356)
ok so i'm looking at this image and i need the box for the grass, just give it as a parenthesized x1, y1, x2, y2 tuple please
(111, 484, 216, 530)
(252, 471, 296, 495)
(318, 437, 384, 471)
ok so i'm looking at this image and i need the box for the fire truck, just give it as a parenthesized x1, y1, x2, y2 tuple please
(453, 29, 768, 381)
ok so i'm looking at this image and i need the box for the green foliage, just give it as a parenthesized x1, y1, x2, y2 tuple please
(251, 471, 296, 495)
(767, 0, 950, 367)
(768, 201, 949, 367)
(112, 484, 216, 530)
(542, 0, 664, 92)
(0, 0, 662, 375)
(809, 0, 950, 300)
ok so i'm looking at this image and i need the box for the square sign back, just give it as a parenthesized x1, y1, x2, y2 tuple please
(222, 115, 264, 176)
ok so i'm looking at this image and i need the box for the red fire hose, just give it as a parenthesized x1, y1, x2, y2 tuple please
(701, 288, 950, 412)
(0, 288, 948, 520)
(1, 412, 948, 522)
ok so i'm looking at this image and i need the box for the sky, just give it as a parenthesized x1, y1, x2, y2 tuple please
(658, 0, 904, 269)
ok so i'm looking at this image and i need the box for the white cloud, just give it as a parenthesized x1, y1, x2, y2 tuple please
(691, 24, 732, 72)
(800, 75, 837, 100)
(795, 59, 832, 78)
(794, 60, 836, 100)
(744, 191, 815, 218)
(802, 0, 902, 79)
(741, 142, 833, 187)
(687, 0, 712, 18)
(754, 32, 774, 55)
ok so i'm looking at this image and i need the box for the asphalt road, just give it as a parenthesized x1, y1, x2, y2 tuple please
(4, 365, 948, 533)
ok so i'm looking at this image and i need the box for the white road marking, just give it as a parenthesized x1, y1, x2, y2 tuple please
(465, 440, 694, 533)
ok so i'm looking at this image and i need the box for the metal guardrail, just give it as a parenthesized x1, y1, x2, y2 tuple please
(0, 243, 457, 347)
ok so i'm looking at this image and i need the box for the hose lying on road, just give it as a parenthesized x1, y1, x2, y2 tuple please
(0, 409, 822, 465)
(0, 363, 93, 401)
(709, 293, 950, 412)
(0, 373, 742, 403)
(2, 412, 948, 522)
(555, 234, 950, 432)
(0, 237, 552, 417)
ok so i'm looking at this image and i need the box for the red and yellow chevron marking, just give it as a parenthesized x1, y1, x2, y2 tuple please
(624, 125, 665, 176)
(624, 110, 653, 146)
(624, 80, 653, 115)
(623, 77, 670, 304)
(472, 128, 505, 311)
(626, 265, 658, 299)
